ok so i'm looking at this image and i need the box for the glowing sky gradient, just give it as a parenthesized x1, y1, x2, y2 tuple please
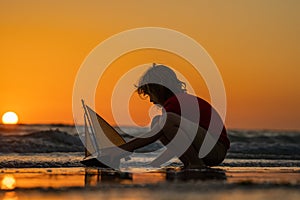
(0, 0, 299, 130)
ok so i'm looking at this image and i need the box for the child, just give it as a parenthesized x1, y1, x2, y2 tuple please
(102, 64, 230, 169)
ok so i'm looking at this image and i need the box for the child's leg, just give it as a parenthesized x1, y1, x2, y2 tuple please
(159, 134, 196, 167)
(158, 113, 205, 168)
(202, 141, 227, 166)
(165, 114, 227, 167)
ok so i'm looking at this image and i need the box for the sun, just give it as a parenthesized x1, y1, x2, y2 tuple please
(2, 112, 19, 125)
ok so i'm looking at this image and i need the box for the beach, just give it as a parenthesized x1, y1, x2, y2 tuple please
(1, 167, 300, 200)
(0, 124, 300, 199)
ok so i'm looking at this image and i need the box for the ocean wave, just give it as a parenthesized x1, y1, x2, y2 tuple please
(0, 126, 300, 161)
(0, 129, 84, 153)
(227, 130, 300, 160)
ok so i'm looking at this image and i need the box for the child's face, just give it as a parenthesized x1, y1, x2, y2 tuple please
(149, 93, 161, 105)
(143, 84, 166, 105)
(148, 90, 165, 105)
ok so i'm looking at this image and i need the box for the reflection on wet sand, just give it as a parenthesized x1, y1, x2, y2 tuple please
(1, 167, 299, 191)
(1, 175, 16, 190)
(165, 167, 226, 181)
(2, 191, 18, 200)
(0, 167, 300, 200)
(84, 169, 133, 186)
(0, 167, 227, 190)
(224, 167, 300, 184)
(84, 167, 226, 186)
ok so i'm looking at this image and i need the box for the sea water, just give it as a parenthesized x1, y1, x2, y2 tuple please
(0, 124, 300, 168)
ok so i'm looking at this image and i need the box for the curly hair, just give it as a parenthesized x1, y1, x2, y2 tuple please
(136, 64, 186, 101)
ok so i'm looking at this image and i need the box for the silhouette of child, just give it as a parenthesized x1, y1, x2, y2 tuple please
(102, 64, 230, 169)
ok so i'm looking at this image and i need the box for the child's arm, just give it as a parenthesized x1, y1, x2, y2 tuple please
(99, 115, 164, 158)
(118, 115, 164, 152)
(119, 130, 162, 152)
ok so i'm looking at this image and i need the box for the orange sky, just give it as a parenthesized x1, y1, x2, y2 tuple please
(0, 0, 299, 130)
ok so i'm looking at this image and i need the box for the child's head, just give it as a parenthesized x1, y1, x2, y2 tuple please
(136, 64, 186, 105)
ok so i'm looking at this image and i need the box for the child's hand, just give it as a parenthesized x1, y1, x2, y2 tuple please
(99, 146, 131, 164)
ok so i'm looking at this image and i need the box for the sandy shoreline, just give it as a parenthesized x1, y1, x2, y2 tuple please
(1, 166, 299, 200)
(0, 127, 299, 199)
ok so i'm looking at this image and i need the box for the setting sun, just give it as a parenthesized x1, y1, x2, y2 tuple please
(2, 112, 19, 125)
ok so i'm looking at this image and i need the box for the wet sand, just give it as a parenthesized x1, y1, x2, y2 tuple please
(1, 167, 299, 200)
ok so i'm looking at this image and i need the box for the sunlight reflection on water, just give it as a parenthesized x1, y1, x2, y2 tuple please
(1, 175, 16, 190)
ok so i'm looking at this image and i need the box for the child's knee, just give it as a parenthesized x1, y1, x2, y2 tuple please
(151, 115, 161, 129)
